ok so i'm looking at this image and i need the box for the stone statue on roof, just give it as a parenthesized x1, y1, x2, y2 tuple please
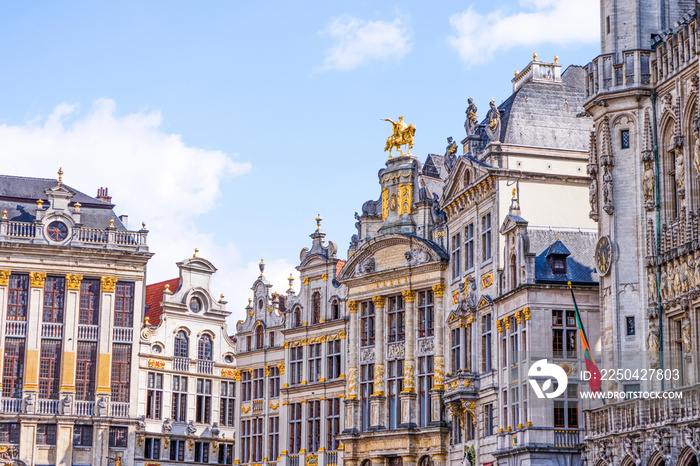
(445, 137, 457, 172)
(485, 100, 502, 143)
(465, 98, 478, 136)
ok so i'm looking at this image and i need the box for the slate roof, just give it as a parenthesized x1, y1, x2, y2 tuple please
(528, 228, 598, 284)
(144, 278, 180, 327)
(495, 65, 591, 151)
(0, 174, 127, 230)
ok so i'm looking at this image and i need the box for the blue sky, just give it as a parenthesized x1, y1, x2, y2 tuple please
(0, 0, 600, 326)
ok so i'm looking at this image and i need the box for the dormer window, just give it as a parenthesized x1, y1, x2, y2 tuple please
(545, 239, 571, 276)
(552, 257, 566, 274)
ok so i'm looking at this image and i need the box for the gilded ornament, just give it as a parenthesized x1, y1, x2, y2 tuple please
(277, 363, 285, 375)
(373, 364, 385, 395)
(303, 278, 309, 286)
(371, 295, 386, 307)
(65, 274, 83, 290)
(504, 317, 511, 330)
(347, 367, 358, 398)
(398, 183, 413, 216)
(523, 307, 531, 321)
(269, 401, 279, 410)
(347, 301, 359, 313)
(514, 310, 522, 325)
(264, 366, 270, 377)
(402, 362, 416, 392)
(242, 404, 251, 413)
(383, 116, 416, 157)
(496, 319, 503, 333)
(322, 274, 328, 282)
(382, 187, 389, 220)
(434, 357, 445, 388)
(401, 289, 415, 303)
(431, 283, 445, 297)
(101, 276, 117, 293)
(29, 272, 46, 288)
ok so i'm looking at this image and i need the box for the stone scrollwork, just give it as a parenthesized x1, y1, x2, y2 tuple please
(405, 248, 431, 266)
(434, 356, 445, 388)
(101, 276, 118, 293)
(417, 338, 434, 355)
(347, 367, 358, 398)
(387, 342, 405, 359)
(402, 361, 415, 392)
(0, 270, 10, 286)
(65, 273, 83, 290)
(360, 348, 375, 363)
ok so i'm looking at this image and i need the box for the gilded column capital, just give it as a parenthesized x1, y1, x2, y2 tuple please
(276, 363, 285, 375)
(504, 317, 511, 330)
(101, 276, 118, 293)
(371, 295, 386, 307)
(29, 272, 46, 288)
(523, 307, 531, 321)
(0, 270, 10, 286)
(65, 274, 83, 290)
(401, 289, 415, 303)
(431, 283, 446, 297)
(496, 319, 503, 333)
(347, 301, 359, 313)
(514, 310, 522, 325)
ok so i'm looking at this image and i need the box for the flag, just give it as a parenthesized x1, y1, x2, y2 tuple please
(568, 281, 602, 392)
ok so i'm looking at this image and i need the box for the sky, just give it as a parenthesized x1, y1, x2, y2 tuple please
(0, 0, 600, 328)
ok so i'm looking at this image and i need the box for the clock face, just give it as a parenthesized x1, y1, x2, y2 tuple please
(595, 236, 613, 276)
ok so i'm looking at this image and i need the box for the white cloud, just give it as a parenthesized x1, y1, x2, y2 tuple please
(447, 0, 599, 66)
(318, 16, 412, 71)
(0, 99, 296, 328)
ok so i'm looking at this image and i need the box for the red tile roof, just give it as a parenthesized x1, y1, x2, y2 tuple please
(335, 259, 346, 278)
(145, 278, 179, 327)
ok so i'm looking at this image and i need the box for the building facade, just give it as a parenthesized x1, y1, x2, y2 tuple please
(136, 255, 237, 465)
(0, 173, 151, 466)
(582, 1, 700, 465)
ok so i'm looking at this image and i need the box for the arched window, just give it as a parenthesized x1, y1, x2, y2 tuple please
(294, 306, 302, 328)
(198, 334, 213, 361)
(331, 299, 340, 320)
(255, 325, 264, 349)
(419, 456, 431, 466)
(312, 292, 321, 324)
(174, 330, 189, 358)
(510, 254, 517, 290)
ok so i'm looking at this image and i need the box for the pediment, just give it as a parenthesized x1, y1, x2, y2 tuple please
(442, 157, 491, 206)
(338, 234, 447, 281)
(499, 214, 528, 235)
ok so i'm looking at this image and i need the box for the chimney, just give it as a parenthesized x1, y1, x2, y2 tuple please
(96, 187, 112, 203)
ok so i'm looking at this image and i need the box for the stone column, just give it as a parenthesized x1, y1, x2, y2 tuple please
(401, 454, 417, 466)
(430, 283, 446, 426)
(60, 274, 82, 409)
(369, 296, 386, 430)
(0, 271, 9, 397)
(23, 272, 46, 408)
(400, 289, 417, 428)
(56, 422, 74, 465)
(19, 422, 37, 465)
(96, 276, 117, 414)
(343, 301, 360, 434)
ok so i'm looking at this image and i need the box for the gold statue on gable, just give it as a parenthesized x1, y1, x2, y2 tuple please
(383, 116, 416, 157)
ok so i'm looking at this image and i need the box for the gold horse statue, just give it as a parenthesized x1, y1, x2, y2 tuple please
(383, 116, 416, 157)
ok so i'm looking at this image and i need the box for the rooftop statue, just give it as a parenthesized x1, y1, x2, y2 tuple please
(485, 100, 502, 143)
(383, 116, 416, 157)
(465, 98, 479, 136)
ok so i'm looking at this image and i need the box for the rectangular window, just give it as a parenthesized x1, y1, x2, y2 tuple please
(268, 416, 279, 461)
(146, 372, 163, 419)
(307, 400, 321, 452)
(39, 340, 61, 400)
(43, 276, 64, 323)
(290, 347, 304, 386)
(481, 314, 492, 372)
(308, 343, 322, 383)
(552, 310, 577, 359)
(75, 341, 97, 401)
(387, 359, 404, 429)
(241, 419, 251, 463)
(108, 426, 128, 448)
(79, 279, 100, 325)
(241, 370, 252, 401)
(626, 316, 635, 335)
(387, 295, 405, 343)
(361, 301, 376, 347)
(172, 375, 188, 422)
(452, 232, 461, 279)
(269, 366, 280, 398)
(418, 355, 434, 427)
(194, 441, 210, 463)
(465, 223, 474, 270)
(144, 437, 161, 459)
(621, 129, 630, 149)
(73, 424, 93, 447)
(252, 417, 263, 462)
(360, 363, 374, 432)
(218, 444, 234, 464)
(0, 423, 20, 444)
(114, 282, 134, 327)
(553, 383, 579, 428)
(289, 403, 302, 454)
(170, 439, 185, 461)
(7, 274, 28, 321)
(111, 343, 131, 403)
(418, 290, 434, 338)
(36, 424, 57, 445)
(220, 381, 236, 426)
(327, 340, 341, 380)
(196, 378, 212, 424)
(484, 403, 494, 436)
(252, 368, 264, 400)
(327, 398, 341, 450)
(451, 328, 461, 373)
(482, 213, 492, 261)
(2, 338, 25, 398)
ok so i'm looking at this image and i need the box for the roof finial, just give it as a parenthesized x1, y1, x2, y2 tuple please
(57, 167, 63, 183)
(259, 258, 265, 277)
(288, 273, 295, 291)
(533, 52, 538, 61)
(554, 55, 559, 64)
(512, 188, 516, 199)
(315, 213, 323, 232)
(193, 248, 199, 258)
(557, 231, 561, 240)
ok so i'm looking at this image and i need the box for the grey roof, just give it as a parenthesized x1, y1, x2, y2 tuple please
(528, 228, 598, 284)
(496, 66, 591, 151)
(0, 174, 127, 230)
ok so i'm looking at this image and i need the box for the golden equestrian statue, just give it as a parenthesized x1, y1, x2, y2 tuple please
(383, 116, 416, 157)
